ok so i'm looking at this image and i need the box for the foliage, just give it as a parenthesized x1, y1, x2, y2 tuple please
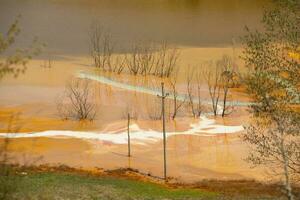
(0, 16, 43, 80)
(0, 114, 22, 200)
(242, 0, 300, 199)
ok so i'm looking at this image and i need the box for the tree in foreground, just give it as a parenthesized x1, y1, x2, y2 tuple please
(0, 114, 20, 200)
(0, 17, 42, 199)
(0, 16, 42, 80)
(242, 0, 300, 199)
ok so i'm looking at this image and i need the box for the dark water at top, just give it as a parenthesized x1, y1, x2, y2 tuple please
(0, 0, 270, 55)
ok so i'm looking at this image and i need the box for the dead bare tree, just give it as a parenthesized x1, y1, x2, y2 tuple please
(89, 23, 113, 71)
(125, 43, 142, 75)
(57, 78, 96, 121)
(153, 42, 180, 78)
(109, 54, 126, 74)
(125, 41, 156, 76)
(194, 66, 203, 117)
(138, 42, 156, 76)
(203, 62, 222, 116)
(186, 66, 196, 118)
(185, 66, 204, 118)
(163, 45, 180, 78)
(89, 23, 128, 74)
(90, 29, 180, 77)
(217, 55, 236, 117)
(169, 68, 185, 120)
(113, 40, 180, 77)
(89, 23, 102, 69)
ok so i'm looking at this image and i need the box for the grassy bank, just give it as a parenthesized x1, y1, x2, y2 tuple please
(3, 172, 217, 200)
(0, 167, 287, 200)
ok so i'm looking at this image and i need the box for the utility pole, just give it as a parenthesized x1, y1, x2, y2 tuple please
(127, 113, 131, 157)
(157, 82, 169, 181)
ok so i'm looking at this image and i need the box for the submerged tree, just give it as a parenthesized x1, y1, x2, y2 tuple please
(203, 62, 222, 116)
(217, 55, 236, 117)
(153, 41, 180, 78)
(89, 23, 113, 71)
(242, 0, 300, 199)
(125, 42, 143, 75)
(57, 78, 97, 121)
(89, 25, 180, 78)
(186, 66, 203, 118)
(203, 56, 237, 117)
(186, 66, 197, 118)
(169, 67, 185, 119)
(125, 41, 180, 78)
(194, 65, 203, 117)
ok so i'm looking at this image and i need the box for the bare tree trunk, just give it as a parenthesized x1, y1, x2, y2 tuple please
(89, 23, 113, 71)
(125, 43, 141, 75)
(195, 67, 203, 117)
(172, 95, 177, 120)
(221, 88, 228, 117)
(243, 113, 299, 200)
(186, 67, 196, 118)
(153, 41, 179, 78)
(279, 133, 294, 200)
(218, 55, 236, 117)
(170, 68, 185, 120)
(204, 63, 221, 116)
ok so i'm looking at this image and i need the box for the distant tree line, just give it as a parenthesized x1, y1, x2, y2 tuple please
(89, 23, 179, 78)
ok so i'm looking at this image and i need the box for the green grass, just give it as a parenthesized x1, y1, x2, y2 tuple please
(1, 171, 284, 200)
(7, 172, 217, 200)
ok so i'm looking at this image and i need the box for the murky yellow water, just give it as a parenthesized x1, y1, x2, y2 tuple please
(0, 0, 269, 55)
(0, 52, 263, 182)
(0, 0, 270, 182)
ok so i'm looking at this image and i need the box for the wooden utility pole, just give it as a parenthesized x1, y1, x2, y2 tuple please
(157, 82, 169, 181)
(127, 113, 131, 157)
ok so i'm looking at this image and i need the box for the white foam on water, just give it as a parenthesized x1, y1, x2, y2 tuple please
(77, 71, 253, 107)
(0, 116, 243, 145)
